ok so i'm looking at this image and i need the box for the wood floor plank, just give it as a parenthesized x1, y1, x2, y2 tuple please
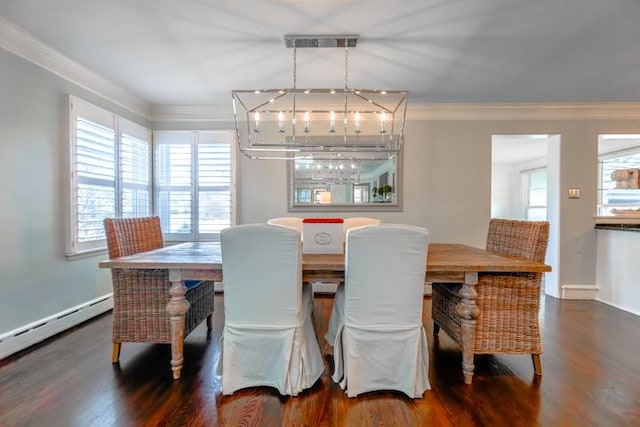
(1, 295, 640, 426)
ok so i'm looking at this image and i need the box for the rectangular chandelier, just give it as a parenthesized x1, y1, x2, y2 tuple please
(232, 35, 408, 161)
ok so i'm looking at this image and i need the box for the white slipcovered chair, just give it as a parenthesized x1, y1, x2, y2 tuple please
(328, 224, 430, 398)
(267, 217, 303, 233)
(325, 216, 381, 337)
(266, 216, 316, 312)
(342, 217, 381, 234)
(219, 224, 324, 396)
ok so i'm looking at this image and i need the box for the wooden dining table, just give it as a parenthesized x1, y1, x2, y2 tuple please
(99, 241, 551, 383)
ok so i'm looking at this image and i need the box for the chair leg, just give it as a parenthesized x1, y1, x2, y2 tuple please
(112, 343, 121, 363)
(206, 314, 213, 330)
(532, 354, 542, 375)
(433, 322, 440, 336)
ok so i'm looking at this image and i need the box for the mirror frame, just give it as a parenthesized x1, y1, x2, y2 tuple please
(287, 153, 403, 212)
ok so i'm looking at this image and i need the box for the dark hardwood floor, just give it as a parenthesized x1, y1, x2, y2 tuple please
(2, 294, 640, 426)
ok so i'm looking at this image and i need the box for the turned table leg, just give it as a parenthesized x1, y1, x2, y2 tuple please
(167, 269, 190, 380)
(455, 272, 480, 385)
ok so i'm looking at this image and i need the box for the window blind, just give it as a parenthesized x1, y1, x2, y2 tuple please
(68, 96, 151, 255)
(154, 130, 234, 241)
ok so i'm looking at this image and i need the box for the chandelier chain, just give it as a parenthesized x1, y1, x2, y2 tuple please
(344, 46, 349, 129)
(293, 44, 297, 130)
(344, 46, 349, 91)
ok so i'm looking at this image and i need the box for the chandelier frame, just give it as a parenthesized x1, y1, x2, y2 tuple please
(232, 35, 408, 160)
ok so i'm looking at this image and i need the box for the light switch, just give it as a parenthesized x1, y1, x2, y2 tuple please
(568, 188, 580, 199)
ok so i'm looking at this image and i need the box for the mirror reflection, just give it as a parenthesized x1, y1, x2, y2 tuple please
(288, 155, 401, 211)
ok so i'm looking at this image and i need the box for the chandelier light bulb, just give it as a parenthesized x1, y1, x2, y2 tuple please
(380, 112, 386, 133)
(278, 111, 285, 132)
(355, 112, 361, 133)
(304, 111, 310, 133)
(253, 111, 260, 132)
(329, 111, 336, 133)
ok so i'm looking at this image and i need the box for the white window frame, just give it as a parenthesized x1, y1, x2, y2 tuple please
(153, 130, 236, 243)
(597, 144, 640, 216)
(67, 96, 152, 256)
(352, 183, 370, 203)
(520, 167, 547, 221)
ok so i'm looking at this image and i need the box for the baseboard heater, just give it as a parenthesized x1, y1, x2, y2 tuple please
(0, 294, 113, 361)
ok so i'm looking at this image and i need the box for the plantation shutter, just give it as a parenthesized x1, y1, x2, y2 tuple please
(68, 96, 151, 255)
(154, 130, 234, 241)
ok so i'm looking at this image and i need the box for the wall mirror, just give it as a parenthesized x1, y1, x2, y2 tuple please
(288, 154, 402, 212)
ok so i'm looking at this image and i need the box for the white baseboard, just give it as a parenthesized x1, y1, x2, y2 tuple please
(311, 282, 339, 293)
(0, 294, 113, 360)
(561, 284, 599, 300)
(595, 298, 640, 318)
(424, 283, 433, 296)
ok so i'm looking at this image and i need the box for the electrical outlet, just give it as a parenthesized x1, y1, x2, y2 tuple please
(568, 188, 580, 199)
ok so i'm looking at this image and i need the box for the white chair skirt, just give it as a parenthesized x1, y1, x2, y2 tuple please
(332, 324, 430, 398)
(324, 283, 345, 344)
(222, 314, 323, 395)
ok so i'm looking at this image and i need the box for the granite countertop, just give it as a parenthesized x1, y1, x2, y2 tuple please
(595, 223, 640, 231)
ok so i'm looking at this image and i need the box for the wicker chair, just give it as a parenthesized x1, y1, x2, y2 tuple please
(432, 218, 550, 377)
(104, 216, 215, 363)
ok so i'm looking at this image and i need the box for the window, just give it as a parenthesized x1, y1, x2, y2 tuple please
(521, 168, 547, 221)
(353, 183, 370, 203)
(68, 98, 235, 253)
(296, 188, 312, 204)
(598, 135, 640, 216)
(154, 130, 234, 242)
(68, 96, 151, 255)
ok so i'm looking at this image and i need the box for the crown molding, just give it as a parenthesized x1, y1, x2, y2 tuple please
(151, 104, 233, 122)
(406, 102, 640, 121)
(154, 101, 640, 123)
(0, 16, 151, 119)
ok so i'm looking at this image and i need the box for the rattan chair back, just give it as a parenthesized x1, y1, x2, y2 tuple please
(104, 216, 163, 259)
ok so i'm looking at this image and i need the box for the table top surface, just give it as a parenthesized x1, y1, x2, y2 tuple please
(99, 242, 551, 273)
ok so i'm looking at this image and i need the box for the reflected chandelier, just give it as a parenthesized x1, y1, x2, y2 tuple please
(232, 35, 408, 160)
(295, 156, 362, 184)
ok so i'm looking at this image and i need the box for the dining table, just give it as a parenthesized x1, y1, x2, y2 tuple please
(99, 241, 551, 383)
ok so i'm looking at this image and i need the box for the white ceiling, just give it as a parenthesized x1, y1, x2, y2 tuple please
(1, 0, 639, 109)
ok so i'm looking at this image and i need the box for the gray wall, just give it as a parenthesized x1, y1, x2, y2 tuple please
(235, 118, 636, 296)
(3, 44, 640, 342)
(236, 121, 491, 245)
(0, 50, 148, 333)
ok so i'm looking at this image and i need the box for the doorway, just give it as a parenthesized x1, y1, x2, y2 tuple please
(491, 134, 560, 297)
